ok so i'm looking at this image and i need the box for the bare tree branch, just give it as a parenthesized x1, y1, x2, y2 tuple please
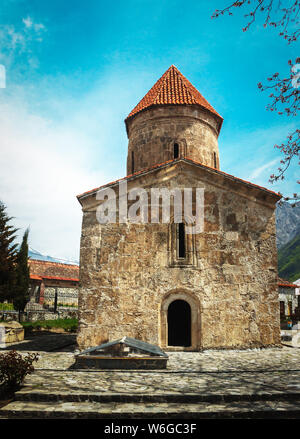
(258, 60, 299, 116)
(212, 1, 300, 201)
(269, 128, 300, 189)
(212, 0, 300, 43)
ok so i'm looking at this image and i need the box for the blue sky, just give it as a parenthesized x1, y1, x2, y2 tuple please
(0, 0, 298, 261)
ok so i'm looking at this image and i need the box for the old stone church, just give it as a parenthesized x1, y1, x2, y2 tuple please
(77, 65, 281, 351)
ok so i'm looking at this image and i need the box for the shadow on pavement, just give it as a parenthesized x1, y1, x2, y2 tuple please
(0, 332, 77, 352)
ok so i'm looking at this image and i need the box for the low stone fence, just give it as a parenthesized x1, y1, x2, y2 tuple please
(0, 309, 78, 322)
(27, 309, 78, 322)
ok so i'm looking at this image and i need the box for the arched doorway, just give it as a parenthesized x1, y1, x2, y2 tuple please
(167, 300, 191, 347)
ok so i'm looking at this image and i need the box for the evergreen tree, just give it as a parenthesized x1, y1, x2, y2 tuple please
(0, 201, 18, 302)
(13, 228, 30, 316)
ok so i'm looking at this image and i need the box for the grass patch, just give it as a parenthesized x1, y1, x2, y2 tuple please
(278, 233, 300, 282)
(21, 318, 78, 333)
(0, 303, 14, 311)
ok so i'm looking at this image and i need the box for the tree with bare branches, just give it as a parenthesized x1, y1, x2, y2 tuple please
(212, 0, 300, 202)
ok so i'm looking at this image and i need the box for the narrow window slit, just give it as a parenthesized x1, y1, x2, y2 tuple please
(174, 143, 179, 159)
(213, 152, 217, 168)
(178, 223, 186, 258)
(131, 151, 134, 173)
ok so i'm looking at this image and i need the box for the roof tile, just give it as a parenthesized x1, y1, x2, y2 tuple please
(125, 65, 222, 122)
(28, 259, 79, 281)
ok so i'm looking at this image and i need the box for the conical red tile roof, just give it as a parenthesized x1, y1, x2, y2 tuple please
(125, 65, 223, 123)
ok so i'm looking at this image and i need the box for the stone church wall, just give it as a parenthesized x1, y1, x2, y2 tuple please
(77, 162, 280, 350)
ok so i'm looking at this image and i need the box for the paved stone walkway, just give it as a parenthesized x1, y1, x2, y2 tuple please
(1, 335, 300, 418)
(15, 346, 300, 398)
(16, 368, 300, 397)
(34, 346, 300, 372)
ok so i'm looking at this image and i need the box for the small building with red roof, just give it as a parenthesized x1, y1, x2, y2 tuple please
(28, 259, 79, 309)
(278, 277, 300, 320)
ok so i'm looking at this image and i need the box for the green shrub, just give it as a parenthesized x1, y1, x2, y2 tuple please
(0, 303, 14, 311)
(0, 350, 39, 390)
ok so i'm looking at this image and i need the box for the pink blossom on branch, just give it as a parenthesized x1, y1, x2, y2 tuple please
(212, 1, 300, 202)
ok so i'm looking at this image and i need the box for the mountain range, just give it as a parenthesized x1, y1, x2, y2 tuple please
(278, 234, 300, 282)
(276, 201, 300, 249)
(276, 201, 300, 282)
(28, 248, 79, 266)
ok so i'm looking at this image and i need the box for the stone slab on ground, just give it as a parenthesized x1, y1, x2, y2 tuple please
(0, 321, 24, 344)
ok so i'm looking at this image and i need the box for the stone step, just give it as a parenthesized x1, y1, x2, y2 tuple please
(1, 399, 300, 419)
(14, 390, 300, 404)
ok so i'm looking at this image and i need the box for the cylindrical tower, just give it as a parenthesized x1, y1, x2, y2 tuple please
(125, 65, 223, 175)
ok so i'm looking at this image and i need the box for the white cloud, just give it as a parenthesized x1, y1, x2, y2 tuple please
(22, 16, 46, 34)
(22, 16, 46, 36)
(0, 25, 25, 54)
(22, 17, 33, 29)
(0, 93, 110, 261)
(33, 23, 45, 33)
(220, 122, 298, 195)
(0, 67, 140, 261)
(248, 158, 279, 180)
(0, 17, 46, 68)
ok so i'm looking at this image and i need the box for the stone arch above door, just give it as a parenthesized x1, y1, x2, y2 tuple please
(160, 289, 201, 351)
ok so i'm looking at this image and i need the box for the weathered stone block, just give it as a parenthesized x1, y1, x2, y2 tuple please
(0, 321, 24, 344)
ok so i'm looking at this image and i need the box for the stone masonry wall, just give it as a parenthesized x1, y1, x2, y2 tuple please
(77, 161, 280, 350)
(126, 106, 220, 175)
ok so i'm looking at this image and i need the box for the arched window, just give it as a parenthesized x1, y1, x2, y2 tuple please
(173, 143, 179, 159)
(169, 220, 196, 267)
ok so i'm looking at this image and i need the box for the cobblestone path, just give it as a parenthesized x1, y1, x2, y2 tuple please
(1, 336, 300, 419)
